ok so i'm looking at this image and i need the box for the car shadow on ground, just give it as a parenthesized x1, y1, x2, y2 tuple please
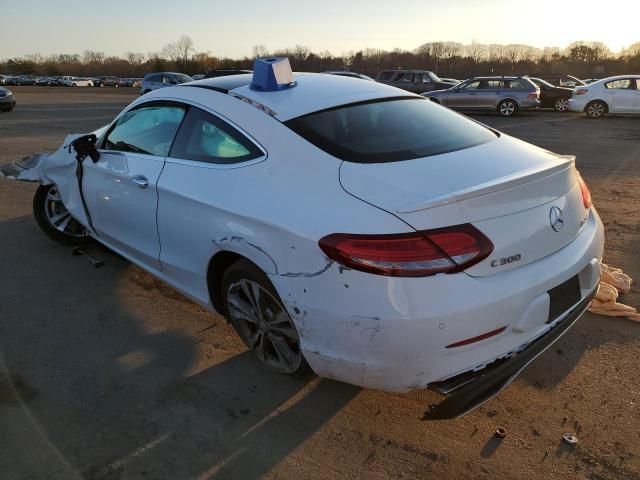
(0, 215, 359, 479)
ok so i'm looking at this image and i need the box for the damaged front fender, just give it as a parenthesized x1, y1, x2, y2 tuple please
(0, 133, 97, 229)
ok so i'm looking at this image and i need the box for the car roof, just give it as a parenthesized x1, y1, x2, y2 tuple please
(470, 76, 523, 80)
(593, 74, 640, 82)
(185, 73, 414, 121)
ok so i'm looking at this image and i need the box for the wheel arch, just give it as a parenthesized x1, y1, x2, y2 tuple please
(206, 246, 278, 316)
(585, 99, 609, 113)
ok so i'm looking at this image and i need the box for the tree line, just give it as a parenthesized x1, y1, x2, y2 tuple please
(2, 35, 639, 79)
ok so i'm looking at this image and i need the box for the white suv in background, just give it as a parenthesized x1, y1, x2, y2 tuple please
(61, 76, 94, 87)
(569, 75, 640, 118)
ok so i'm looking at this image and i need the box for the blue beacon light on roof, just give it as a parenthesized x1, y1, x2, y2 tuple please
(250, 57, 297, 92)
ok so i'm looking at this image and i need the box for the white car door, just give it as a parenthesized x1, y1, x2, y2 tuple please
(84, 101, 187, 270)
(156, 105, 266, 303)
(603, 78, 636, 113)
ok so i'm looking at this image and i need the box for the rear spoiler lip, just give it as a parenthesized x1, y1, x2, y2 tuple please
(396, 154, 576, 214)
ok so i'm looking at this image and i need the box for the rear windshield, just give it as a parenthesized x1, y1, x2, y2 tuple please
(285, 97, 497, 163)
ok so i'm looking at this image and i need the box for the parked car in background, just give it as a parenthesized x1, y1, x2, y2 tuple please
(440, 77, 461, 84)
(140, 72, 193, 94)
(569, 75, 640, 118)
(422, 76, 540, 116)
(123, 78, 143, 87)
(192, 74, 205, 80)
(94, 76, 121, 87)
(16, 75, 38, 86)
(527, 77, 574, 112)
(62, 77, 94, 87)
(376, 70, 455, 93)
(323, 71, 373, 81)
(36, 76, 53, 86)
(536, 75, 585, 88)
(582, 78, 600, 84)
(204, 69, 252, 79)
(0, 75, 9, 85)
(0, 87, 16, 112)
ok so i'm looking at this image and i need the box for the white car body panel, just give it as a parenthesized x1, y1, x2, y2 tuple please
(568, 74, 640, 114)
(3, 74, 605, 397)
(82, 151, 165, 271)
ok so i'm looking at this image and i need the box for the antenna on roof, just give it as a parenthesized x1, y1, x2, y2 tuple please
(250, 57, 296, 92)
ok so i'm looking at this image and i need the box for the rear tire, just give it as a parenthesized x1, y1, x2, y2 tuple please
(586, 101, 606, 119)
(553, 97, 569, 112)
(221, 259, 310, 376)
(33, 184, 89, 245)
(498, 99, 518, 117)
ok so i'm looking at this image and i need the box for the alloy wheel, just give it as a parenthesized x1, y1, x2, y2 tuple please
(587, 102, 604, 118)
(226, 279, 303, 374)
(554, 98, 569, 112)
(499, 101, 516, 116)
(43, 186, 87, 238)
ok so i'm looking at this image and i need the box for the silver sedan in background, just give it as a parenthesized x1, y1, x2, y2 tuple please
(422, 76, 540, 116)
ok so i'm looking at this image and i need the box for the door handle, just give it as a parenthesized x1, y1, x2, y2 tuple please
(131, 175, 148, 189)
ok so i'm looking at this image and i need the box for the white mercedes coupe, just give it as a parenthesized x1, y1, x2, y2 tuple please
(2, 58, 604, 418)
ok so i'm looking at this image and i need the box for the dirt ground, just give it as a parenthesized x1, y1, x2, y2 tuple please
(1, 87, 639, 480)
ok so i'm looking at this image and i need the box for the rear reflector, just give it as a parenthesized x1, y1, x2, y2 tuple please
(445, 326, 508, 349)
(318, 224, 493, 277)
(577, 172, 592, 209)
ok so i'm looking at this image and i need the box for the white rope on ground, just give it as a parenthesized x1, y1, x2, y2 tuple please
(588, 263, 640, 322)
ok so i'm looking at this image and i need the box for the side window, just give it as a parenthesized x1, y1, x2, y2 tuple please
(163, 75, 178, 85)
(104, 103, 186, 156)
(504, 80, 527, 89)
(394, 72, 414, 83)
(605, 79, 634, 90)
(378, 71, 394, 81)
(459, 80, 481, 90)
(480, 80, 501, 89)
(170, 107, 262, 164)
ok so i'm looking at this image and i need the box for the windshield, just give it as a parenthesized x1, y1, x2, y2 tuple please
(285, 97, 497, 164)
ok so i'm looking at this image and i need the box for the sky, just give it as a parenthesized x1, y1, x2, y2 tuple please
(0, 0, 638, 59)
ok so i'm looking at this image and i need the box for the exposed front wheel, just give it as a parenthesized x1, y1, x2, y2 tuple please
(554, 97, 569, 112)
(221, 259, 309, 375)
(498, 99, 517, 117)
(586, 101, 606, 119)
(33, 184, 89, 245)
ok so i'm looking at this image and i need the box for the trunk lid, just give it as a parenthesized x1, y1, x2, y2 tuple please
(339, 135, 588, 277)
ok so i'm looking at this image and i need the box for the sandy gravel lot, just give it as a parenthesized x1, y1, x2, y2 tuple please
(1, 87, 639, 480)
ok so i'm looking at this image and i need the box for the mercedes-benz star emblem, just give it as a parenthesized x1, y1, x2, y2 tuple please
(549, 206, 564, 232)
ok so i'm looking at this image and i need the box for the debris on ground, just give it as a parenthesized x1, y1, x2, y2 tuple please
(588, 264, 640, 322)
(494, 427, 507, 439)
(562, 433, 578, 445)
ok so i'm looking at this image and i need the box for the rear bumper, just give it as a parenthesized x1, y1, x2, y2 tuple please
(519, 99, 541, 110)
(568, 97, 589, 112)
(424, 287, 596, 419)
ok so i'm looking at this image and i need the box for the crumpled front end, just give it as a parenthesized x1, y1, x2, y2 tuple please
(0, 133, 94, 228)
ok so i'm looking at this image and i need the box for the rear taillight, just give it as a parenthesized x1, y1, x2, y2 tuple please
(577, 172, 592, 209)
(528, 91, 539, 100)
(574, 89, 589, 95)
(318, 224, 493, 277)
